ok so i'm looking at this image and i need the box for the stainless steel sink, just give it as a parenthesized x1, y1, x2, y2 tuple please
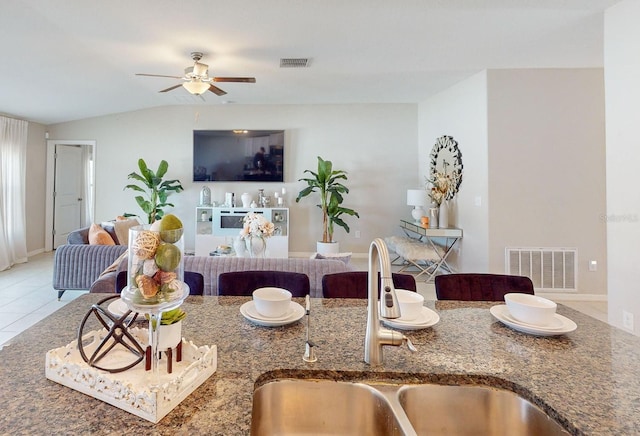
(250, 379, 405, 435)
(251, 379, 569, 435)
(398, 384, 568, 435)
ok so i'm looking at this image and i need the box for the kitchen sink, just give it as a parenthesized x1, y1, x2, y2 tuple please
(251, 379, 569, 435)
(250, 379, 404, 435)
(398, 384, 568, 435)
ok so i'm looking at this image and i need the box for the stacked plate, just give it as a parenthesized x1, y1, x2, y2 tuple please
(490, 305, 577, 336)
(240, 301, 305, 327)
(382, 306, 440, 331)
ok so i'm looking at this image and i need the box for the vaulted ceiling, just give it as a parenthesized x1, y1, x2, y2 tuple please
(0, 0, 620, 124)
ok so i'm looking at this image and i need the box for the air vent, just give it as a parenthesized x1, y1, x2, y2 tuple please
(505, 247, 577, 291)
(280, 58, 310, 68)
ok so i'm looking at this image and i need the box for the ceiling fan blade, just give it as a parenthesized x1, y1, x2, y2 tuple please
(136, 73, 184, 79)
(208, 85, 227, 96)
(159, 84, 183, 93)
(212, 77, 256, 83)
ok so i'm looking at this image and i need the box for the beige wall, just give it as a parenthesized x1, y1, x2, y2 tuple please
(604, 0, 640, 333)
(25, 122, 47, 254)
(487, 68, 607, 295)
(418, 68, 607, 296)
(47, 104, 418, 254)
(418, 71, 490, 272)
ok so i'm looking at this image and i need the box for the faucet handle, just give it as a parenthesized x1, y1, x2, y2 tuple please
(404, 336, 417, 353)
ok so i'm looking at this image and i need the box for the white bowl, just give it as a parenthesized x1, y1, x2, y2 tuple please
(252, 287, 292, 318)
(395, 289, 424, 321)
(504, 293, 557, 326)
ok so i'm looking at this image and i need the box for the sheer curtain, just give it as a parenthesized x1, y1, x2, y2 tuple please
(0, 116, 28, 271)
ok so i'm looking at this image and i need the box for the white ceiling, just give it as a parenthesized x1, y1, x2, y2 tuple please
(0, 0, 620, 125)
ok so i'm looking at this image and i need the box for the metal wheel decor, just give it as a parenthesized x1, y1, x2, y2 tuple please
(77, 295, 145, 373)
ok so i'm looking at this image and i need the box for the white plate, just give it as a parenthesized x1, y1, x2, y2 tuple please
(382, 306, 440, 331)
(501, 306, 565, 330)
(107, 298, 137, 320)
(245, 300, 296, 321)
(240, 301, 305, 327)
(490, 305, 577, 336)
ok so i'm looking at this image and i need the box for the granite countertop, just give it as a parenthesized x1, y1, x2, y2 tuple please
(1, 294, 639, 435)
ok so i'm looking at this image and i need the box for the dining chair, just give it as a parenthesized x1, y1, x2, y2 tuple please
(434, 273, 534, 301)
(116, 271, 205, 296)
(321, 271, 417, 298)
(217, 270, 310, 297)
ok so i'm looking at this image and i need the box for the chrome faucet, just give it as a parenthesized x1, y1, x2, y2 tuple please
(365, 238, 416, 365)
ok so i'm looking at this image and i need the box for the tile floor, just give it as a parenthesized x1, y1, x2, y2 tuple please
(0, 252, 608, 349)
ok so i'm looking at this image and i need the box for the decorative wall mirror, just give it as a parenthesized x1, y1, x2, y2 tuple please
(429, 135, 463, 200)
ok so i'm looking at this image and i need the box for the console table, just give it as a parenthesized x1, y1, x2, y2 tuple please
(397, 220, 463, 281)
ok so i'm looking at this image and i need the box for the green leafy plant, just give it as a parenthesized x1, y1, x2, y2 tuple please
(147, 307, 186, 328)
(296, 156, 359, 243)
(124, 159, 184, 224)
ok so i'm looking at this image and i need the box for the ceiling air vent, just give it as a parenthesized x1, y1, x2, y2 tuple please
(280, 58, 310, 68)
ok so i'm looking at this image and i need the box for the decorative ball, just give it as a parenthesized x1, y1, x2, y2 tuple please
(131, 230, 160, 259)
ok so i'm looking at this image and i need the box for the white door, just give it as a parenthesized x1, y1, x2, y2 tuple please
(53, 144, 84, 248)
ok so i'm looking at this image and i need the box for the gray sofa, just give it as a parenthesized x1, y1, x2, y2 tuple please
(90, 255, 352, 298)
(53, 226, 127, 300)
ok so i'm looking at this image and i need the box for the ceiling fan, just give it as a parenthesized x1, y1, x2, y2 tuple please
(136, 52, 256, 96)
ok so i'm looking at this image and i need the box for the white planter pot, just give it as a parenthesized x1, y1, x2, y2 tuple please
(317, 241, 340, 255)
(157, 320, 182, 350)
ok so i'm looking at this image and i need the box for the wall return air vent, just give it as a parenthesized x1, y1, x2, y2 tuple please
(505, 247, 577, 292)
(280, 58, 311, 68)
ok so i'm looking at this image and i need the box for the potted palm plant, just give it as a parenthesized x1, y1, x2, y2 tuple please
(124, 158, 184, 224)
(296, 156, 359, 253)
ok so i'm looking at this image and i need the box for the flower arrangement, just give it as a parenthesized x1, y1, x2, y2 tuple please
(426, 170, 460, 206)
(239, 212, 275, 240)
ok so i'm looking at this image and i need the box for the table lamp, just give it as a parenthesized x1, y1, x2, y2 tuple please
(406, 189, 427, 223)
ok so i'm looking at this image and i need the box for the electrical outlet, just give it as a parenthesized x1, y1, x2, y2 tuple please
(623, 311, 634, 330)
(355, 230, 361, 238)
(589, 260, 597, 272)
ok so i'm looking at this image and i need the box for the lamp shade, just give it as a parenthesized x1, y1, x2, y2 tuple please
(183, 80, 211, 95)
(406, 189, 427, 206)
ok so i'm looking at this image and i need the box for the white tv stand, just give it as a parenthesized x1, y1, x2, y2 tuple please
(194, 207, 289, 258)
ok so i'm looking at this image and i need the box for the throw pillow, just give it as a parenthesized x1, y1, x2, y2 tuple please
(312, 252, 352, 265)
(88, 223, 116, 245)
(112, 218, 140, 246)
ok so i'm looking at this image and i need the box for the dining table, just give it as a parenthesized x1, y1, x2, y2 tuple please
(1, 293, 639, 435)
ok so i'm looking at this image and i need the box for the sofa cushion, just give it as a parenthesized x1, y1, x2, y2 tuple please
(88, 223, 116, 245)
(90, 255, 351, 297)
(100, 218, 139, 245)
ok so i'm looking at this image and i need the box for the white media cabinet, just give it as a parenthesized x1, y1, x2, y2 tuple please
(195, 207, 289, 257)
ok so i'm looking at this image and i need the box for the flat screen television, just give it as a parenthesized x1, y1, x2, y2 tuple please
(193, 130, 285, 182)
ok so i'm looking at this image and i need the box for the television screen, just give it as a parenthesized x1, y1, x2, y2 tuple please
(193, 130, 284, 182)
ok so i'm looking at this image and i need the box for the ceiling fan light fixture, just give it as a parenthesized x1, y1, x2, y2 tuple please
(193, 62, 208, 77)
(183, 80, 210, 95)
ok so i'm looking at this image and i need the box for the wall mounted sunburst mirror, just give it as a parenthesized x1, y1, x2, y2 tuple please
(429, 135, 463, 200)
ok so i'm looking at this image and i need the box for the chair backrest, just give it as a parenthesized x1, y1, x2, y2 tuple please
(434, 273, 534, 301)
(322, 271, 417, 298)
(116, 271, 205, 296)
(217, 270, 310, 297)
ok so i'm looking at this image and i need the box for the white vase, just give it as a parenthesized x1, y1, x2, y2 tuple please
(233, 236, 247, 257)
(439, 201, 449, 228)
(246, 236, 266, 258)
(241, 192, 252, 208)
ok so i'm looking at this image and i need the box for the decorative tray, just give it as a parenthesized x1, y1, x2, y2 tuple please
(45, 327, 217, 423)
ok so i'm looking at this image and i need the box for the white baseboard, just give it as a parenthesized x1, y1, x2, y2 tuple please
(536, 292, 607, 302)
(27, 248, 45, 258)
